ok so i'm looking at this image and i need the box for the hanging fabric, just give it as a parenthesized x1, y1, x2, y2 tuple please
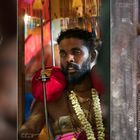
(72, 0, 83, 17)
(85, 0, 98, 17)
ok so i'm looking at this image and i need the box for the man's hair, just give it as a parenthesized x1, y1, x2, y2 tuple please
(57, 28, 95, 49)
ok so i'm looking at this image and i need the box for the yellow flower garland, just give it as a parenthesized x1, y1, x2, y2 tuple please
(69, 88, 105, 140)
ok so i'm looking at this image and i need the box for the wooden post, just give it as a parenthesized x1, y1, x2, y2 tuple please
(18, 15, 25, 128)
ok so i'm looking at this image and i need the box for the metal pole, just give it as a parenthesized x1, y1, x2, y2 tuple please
(40, 10, 50, 140)
(49, 0, 55, 66)
(40, 0, 55, 139)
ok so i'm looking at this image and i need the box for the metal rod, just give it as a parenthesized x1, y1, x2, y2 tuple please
(49, 0, 55, 66)
(40, 10, 50, 140)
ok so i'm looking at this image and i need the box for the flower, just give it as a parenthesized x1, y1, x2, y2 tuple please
(68, 89, 105, 140)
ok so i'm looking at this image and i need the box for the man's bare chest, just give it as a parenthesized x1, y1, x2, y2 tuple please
(47, 94, 69, 120)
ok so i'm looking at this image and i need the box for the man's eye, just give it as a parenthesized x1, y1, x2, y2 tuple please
(73, 50, 81, 55)
(60, 52, 67, 57)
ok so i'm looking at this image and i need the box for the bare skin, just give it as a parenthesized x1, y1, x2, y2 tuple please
(47, 38, 96, 136)
(19, 38, 100, 139)
(47, 74, 93, 121)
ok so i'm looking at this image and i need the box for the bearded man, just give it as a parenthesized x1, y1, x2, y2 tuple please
(19, 28, 107, 140)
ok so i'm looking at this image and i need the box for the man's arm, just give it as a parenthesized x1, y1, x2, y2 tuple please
(18, 101, 45, 140)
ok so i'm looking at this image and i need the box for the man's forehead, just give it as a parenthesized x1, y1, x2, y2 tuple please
(59, 38, 85, 48)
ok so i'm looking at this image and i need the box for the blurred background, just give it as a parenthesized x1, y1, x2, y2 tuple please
(111, 0, 140, 140)
(0, 0, 17, 140)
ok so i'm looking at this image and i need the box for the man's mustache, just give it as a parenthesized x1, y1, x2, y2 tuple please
(66, 62, 80, 71)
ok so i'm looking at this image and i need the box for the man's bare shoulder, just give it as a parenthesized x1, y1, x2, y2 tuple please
(47, 92, 66, 106)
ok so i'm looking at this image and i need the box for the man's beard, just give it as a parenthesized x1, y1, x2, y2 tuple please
(61, 60, 90, 84)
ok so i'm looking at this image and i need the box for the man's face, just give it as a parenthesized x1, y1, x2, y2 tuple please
(59, 38, 90, 84)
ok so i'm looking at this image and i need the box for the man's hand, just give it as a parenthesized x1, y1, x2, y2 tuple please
(18, 101, 45, 140)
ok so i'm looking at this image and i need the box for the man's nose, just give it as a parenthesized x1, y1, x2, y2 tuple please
(67, 54, 74, 62)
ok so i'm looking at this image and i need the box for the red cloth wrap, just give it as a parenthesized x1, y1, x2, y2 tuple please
(32, 66, 105, 103)
(91, 69, 105, 94)
(32, 66, 66, 102)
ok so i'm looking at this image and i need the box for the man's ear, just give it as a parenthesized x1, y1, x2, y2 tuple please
(90, 49, 98, 62)
(90, 49, 98, 69)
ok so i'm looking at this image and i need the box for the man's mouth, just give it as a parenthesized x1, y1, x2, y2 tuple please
(67, 67, 76, 73)
(64, 62, 80, 74)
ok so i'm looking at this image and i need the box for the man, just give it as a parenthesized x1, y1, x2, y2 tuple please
(19, 28, 106, 140)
